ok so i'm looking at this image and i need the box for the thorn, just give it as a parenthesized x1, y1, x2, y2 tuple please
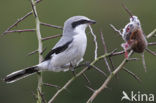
(42, 34, 62, 41)
(141, 53, 147, 72)
(40, 22, 63, 29)
(85, 85, 95, 92)
(91, 65, 107, 77)
(127, 58, 140, 61)
(37, 88, 47, 103)
(82, 73, 91, 85)
(108, 57, 119, 79)
(43, 83, 61, 90)
(109, 24, 122, 36)
(32, 91, 38, 100)
(110, 48, 118, 55)
(123, 67, 142, 83)
(145, 48, 156, 56)
(27, 49, 38, 56)
(75, 61, 91, 70)
(40, 47, 47, 55)
(121, 3, 133, 18)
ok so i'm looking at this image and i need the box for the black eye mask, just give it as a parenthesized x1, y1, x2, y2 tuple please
(72, 20, 89, 28)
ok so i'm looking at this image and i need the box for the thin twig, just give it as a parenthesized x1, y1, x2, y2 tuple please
(109, 24, 122, 36)
(108, 57, 119, 79)
(43, 83, 61, 90)
(100, 31, 107, 53)
(82, 73, 91, 84)
(123, 67, 141, 82)
(85, 85, 95, 92)
(27, 47, 46, 56)
(121, 3, 133, 18)
(91, 65, 107, 77)
(127, 58, 139, 61)
(2, 29, 35, 35)
(145, 48, 156, 56)
(108, 57, 115, 70)
(1, 13, 32, 36)
(89, 25, 98, 59)
(42, 34, 62, 41)
(86, 50, 133, 103)
(146, 28, 156, 39)
(40, 22, 63, 29)
(141, 53, 147, 72)
(148, 42, 156, 46)
(27, 49, 38, 56)
(1, 0, 42, 36)
(111, 50, 125, 56)
(100, 31, 112, 73)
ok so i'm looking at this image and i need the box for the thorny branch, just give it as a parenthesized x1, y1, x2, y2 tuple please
(86, 50, 134, 103)
(2, 0, 156, 103)
(1, 0, 42, 36)
(86, 28, 156, 103)
(30, 0, 43, 103)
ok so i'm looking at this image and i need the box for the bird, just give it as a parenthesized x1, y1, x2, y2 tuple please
(4, 16, 96, 83)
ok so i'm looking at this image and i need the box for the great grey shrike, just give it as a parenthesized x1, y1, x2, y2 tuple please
(4, 16, 96, 83)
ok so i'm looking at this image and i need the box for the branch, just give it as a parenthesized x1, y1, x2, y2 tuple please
(145, 48, 156, 56)
(86, 50, 133, 103)
(148, 42, 156, 46)
(30, 0, 43, 103)
(111, 50, 125, 56)
(146, 28, 156, 39)
(123, 67, 142, 82)
(91, 65, 107, 77)
(43, 83, 61, 90)
(82, 73, 91, 84)
(109, 24, 122, 36)
(1, 0, 42, 36)
(100, 31, 112, 73)
(141, 53, 147, 72)
(40, 22, 63, 29)
(2, 29, 35, 35)
(85, 85, 95, 92)
(42, 34, 62, 41)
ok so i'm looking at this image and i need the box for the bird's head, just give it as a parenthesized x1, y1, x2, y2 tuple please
(63, 16, 96, 35)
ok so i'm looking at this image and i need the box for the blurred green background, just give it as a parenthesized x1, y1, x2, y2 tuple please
(0, 0, 156, 103)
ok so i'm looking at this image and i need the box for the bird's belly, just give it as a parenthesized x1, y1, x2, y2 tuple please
(50, 34, 87, 69)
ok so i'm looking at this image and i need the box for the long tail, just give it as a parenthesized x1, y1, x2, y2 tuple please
(4, 66, 38, 83)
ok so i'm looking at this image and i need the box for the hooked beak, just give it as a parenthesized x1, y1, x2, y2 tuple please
(88, 20, 96, 24)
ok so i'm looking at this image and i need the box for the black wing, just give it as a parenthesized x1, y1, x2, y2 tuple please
(43, 39, 73, 61)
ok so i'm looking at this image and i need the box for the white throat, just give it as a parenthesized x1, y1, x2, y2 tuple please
(74, 24, 88, 34)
